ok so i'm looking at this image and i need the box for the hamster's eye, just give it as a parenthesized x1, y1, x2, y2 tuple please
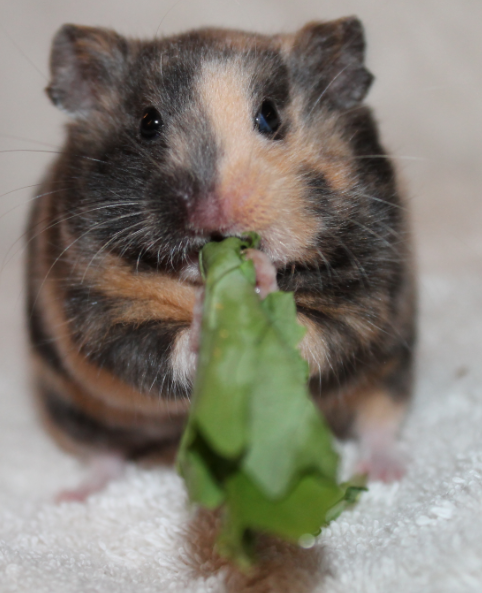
(255, 100, 282, 138)
(140, 107, 163, 140)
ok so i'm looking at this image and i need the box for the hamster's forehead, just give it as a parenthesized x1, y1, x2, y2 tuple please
(156, 27, 285, 68)
(126, 29, 290, 115)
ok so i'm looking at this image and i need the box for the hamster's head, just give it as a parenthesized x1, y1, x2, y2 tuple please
(47, 19, 384, 276)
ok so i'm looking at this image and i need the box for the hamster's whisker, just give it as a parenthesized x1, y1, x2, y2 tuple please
(30, 214, 145, 314)
(0, 182, 49, 201)
(347, 188, 408, 212)
(148, 355, 183, 398)
(0, 185, 73, 231)
(0, 149, 111, 166)
(335, 237, 370, 285)
(80, 218, 147, 281)
(1, 186, 79, 271)
(347, 154, 430, 163)
(156, 245, 162, 269)
(0, 22, 48, 81)
(343, 215, 405, 251)
(0, 133, 61, 149)
(155, 0, 187, 38)
(11, 201, 142, 268)
(136, 245, 148, 273)
(314, 248, 334, 280)
(0, 175, 80, 203)
(119, 131, 166, 172)
(116, 225, 153, 261)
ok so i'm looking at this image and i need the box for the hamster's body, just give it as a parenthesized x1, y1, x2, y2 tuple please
(27, 19, 415, 483)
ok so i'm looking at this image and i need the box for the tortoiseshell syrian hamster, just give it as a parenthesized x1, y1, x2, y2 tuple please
(26, 17, 416, 491)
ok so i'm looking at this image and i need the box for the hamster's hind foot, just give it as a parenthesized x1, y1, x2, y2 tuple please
(354, 388, 408, 483)
(55, 453, 125, 503)
(356, 445, 406, 483)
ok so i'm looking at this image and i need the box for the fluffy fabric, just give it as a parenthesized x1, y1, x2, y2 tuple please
(1, 0, 481, 591)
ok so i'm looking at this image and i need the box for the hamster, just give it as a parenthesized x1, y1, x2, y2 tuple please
(26, 18, 416, 496)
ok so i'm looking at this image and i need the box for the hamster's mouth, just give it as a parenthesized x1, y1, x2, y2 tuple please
(189, 230, 271, 256)
(179, 230, 274, 283)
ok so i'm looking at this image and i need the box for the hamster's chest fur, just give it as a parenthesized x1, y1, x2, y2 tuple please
(27, 18, 415, 483)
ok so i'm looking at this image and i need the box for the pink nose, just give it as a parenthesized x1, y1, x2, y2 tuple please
(188, 193, 232, 233)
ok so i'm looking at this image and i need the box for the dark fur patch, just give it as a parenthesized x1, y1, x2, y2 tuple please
(341, 106, 397, 190)
(63, 285, 188, 397)
(27, 304, 67, 377)
(42, 385, 181, 457)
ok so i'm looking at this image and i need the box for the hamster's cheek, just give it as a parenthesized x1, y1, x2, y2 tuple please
(215, 150, 320, 265)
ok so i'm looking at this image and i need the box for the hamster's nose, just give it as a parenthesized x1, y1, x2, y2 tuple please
(187, 192, 231, 234)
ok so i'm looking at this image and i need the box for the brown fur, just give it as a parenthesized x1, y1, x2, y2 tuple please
(27, 20, 416, 470)
(37, 276, 189, 416)
(82, 254, 197, 325)
(316, 359, 404, 438)
(33, 355, 187, 457)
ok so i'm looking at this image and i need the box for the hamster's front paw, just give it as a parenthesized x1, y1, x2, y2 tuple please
(244, 248, 278, 299)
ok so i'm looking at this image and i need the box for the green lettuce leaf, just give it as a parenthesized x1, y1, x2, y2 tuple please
(177, 234, 366, 566)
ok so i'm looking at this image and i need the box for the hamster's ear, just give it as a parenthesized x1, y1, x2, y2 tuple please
(289, 17, 373, 111)
(46, 24, 128, 117)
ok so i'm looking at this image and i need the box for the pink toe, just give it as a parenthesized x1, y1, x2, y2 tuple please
(356, 451, 406, 483)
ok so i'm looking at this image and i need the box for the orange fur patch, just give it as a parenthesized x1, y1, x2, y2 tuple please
(198, 62, 321, 265)
(353, 386, 408, 437)
(82, 253, 197, 325)
(197, 61, 358, 268)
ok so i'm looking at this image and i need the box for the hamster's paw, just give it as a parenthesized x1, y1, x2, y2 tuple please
(356, 447, 406, 483)
(55, 453, 125, 503)
(244, 248, 278, 299)
(354, 389, 408, 483)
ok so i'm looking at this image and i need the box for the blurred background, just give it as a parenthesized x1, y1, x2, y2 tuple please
(0, 0, 481, 484)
